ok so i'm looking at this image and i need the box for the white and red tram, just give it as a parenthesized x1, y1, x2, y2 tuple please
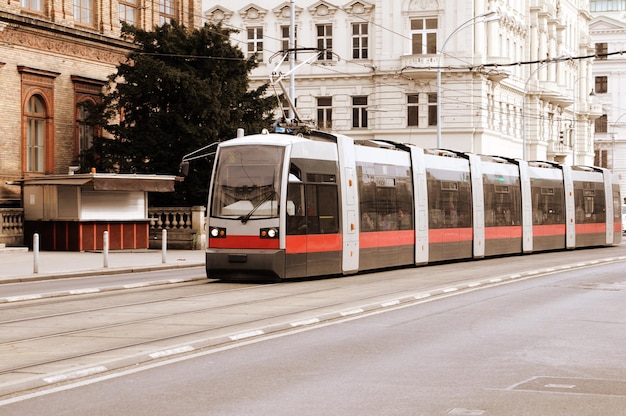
(205, 129, 622, 281)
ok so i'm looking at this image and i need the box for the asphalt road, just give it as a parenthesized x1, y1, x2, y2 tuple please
(1, 252, 625, 415)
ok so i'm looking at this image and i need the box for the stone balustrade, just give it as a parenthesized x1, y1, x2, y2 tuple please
(0, 208, 24, 247)
(148, 206, 206, 250)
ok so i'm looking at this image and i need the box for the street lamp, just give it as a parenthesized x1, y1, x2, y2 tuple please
(436, 10, 497, 148)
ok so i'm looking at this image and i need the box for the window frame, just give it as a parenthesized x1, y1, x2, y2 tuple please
(595, 76, 608, 94)
(407, 94, 419, 127)
(595, 42, 608, 60)
(352, 96, 368, 129)
(316, 96, 332, 130)
(316, 24, 333, 60)
(158, 0, 176, 25)
(595, 114, 608, 133)
(351, 22, 369, 59)
(73, 0, 94, 25)
(119, 0, 138, 25)
(247, 26, 264, 61)
(410, 17, 438, 55)
(19, 66, 57, 175)
(21, 0, 45, 13)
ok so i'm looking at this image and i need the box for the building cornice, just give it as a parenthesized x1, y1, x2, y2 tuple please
(0, 11, 133, 64)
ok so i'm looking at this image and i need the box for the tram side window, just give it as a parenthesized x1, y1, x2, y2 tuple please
(426, 173, 471, 229)
(530, 186, 565, 225)
(483, 176, 521, 227)
(574, 186, 606, 223)
(357, 162, 414, 232)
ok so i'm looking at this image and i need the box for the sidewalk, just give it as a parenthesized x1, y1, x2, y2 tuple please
(0, 248, 206, 284)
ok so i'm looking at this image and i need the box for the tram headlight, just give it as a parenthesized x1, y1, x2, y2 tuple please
(260, 227, 279, 239)
(209, 227, 226, 238)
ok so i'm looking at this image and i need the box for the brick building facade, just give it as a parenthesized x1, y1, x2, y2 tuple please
(0, 0, 202, 206)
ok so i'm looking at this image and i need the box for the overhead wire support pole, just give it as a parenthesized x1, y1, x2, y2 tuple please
(289, 0, 295, 121)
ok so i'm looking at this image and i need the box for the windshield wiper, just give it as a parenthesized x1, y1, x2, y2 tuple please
(239, 190, 277, 224)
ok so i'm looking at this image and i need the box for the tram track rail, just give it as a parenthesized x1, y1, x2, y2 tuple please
(1, 279, 412, 379)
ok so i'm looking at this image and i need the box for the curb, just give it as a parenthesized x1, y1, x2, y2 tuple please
(0, 263, 206, 303)
(0, 262, 205, 286)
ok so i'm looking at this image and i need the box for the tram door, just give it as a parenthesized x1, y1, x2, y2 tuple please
(286, 181, 341, 277)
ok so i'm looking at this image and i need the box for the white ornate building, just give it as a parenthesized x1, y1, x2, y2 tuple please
(204, 0, 599, 165)
(589, 0, 626, 200)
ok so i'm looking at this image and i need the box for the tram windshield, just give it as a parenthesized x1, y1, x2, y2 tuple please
(211, 145, 285, 220)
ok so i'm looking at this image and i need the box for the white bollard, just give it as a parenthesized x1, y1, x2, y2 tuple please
(162, 229, 167, 264)
(103, 231, 109, 268)
(33, 233, 39, 274)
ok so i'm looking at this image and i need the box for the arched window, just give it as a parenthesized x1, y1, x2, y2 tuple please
(25, 95, 47, 173)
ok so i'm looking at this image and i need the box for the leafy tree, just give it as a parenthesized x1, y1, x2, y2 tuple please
(81, 21, 277, 206)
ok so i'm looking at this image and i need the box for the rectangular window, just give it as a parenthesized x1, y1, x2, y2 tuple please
(407, 94, 419, 127)
(317, 96, 332, 129)
(595, 42, 608, 60)
(595, 114, 608, 133)
(428, 93, 438, 126)
(159, 0, 175, 25)
(316, 24, 333, 60)
(590, 0, 626, 12)
(352, 23, 369, 59)
(281, 25, 297, 61)
(119, 0, 138, 25)
(352, 96, 368, 128)
(247, 27, 264, 61)
(27, 119, 46, 172)
(78, 106, 94, 154)
(411, 18, 437, 55)
(73, 0, 93, 25)
(595, 76, 608, 93)
(21, 0, 44, 12)
(594, 149, 609, 168)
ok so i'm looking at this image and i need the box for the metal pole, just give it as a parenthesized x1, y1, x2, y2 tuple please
(288, 0, 295, 120)
(33, 233, 39, 274)
(436, 10, 497, 148)
(103, 231, 109, 268)
(162, 229, 167, 264)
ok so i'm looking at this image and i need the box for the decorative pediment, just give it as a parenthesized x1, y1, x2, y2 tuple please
(589, 16, 626, 32)
(343, 1, 374, 15)
(273, 2, 303, 20)
(204, 6, 233, 24)
(239, 4, 268, 22)
(407, 0, 440, 11)
(308, 1, 338, 18)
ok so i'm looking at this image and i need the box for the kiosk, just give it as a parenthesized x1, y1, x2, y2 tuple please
(23, 173, 176, 251)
